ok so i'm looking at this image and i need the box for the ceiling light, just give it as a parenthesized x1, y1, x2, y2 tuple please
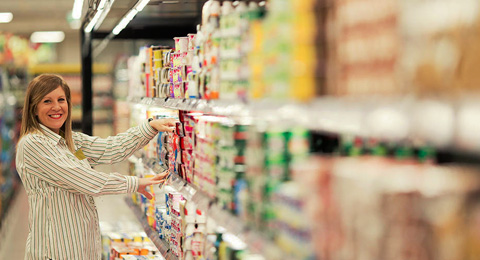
(72, 0, 84, 19)
(30, 31, 65, 43)
(0, 12, 13, 23)
(84, 11, 102, 32)
(112, 0, 150, 35)
(135, 0, 150, 12)
(112, 9, 138, 35)
(84, 0, 108, 33)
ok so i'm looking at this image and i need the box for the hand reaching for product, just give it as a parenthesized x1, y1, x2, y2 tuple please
(149, 118, 177, 132)
(137, 171, 170, 200)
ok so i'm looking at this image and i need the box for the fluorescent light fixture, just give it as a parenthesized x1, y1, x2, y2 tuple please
(126, 9, 138, 21)
(135, 0, 150, 12)
(84, 11, 102, 32)
(30, 31, 65, 43)
(84, 0, 108, 33)
(112, 9, 138, 35)
(96, 0, 115, 32)
(112, 0, 150, 35)
(72, 0, 84, 19)
(0, 12, 13, 23)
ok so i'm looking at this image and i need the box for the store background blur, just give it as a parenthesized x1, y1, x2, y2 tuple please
(1, 0, 480, 260)
(0, 0, 144, 259)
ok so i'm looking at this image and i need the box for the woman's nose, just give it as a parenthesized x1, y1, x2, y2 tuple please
(52, 101, 61, 109)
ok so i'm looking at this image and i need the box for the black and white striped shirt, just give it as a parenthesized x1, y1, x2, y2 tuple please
(16, 121, 157, 259)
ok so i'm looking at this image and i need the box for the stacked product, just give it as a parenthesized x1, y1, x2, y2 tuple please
(270, 128, 312, 259)
(185, 33, 198, 99)
(399, 0, 480, 96)
(178, 111, 198, 183)
(326, 0, 399, 96)
(179, 200, 207, 260)
(100, 228, 161, 260)
(166, 131, 179, 177)
(271, 182, 314, 260)
(218, 1, 250, 100)
(244, 124, 310, 240)
(138, 46, 153, 98)
(130, 157, 157, 229)
(129, 45, 171, 99)
(192, 115, 222, 198)
(197, 0, 221, 99)
(146, 108, 177, 161)
(175, 111, 250, 214)
(128, 0, 321, 102)
(152, 46, 172, 98)
(131, 166, 209, 260)
(165, 190, 184, 257)
(170, 38, 189, 98)
(215, 120, 249, 214)
(288, 154, 480, 260)
(326, 0, 480, 97)
(204, 229, 251, 260)
(0, 92, 18, 220)
(245, 126, 289, 235)
(248, 0, 317, 101)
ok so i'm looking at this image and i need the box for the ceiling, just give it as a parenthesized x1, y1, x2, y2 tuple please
(92, 0, 206, 37)
(0, 0, 209, 41)
(0, 0, 82, 37)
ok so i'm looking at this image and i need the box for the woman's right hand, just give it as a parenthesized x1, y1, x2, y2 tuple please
(137, 171, 169, 199)
(149, 118, 177, 133)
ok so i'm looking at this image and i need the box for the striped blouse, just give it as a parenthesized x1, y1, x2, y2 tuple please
(16, 121, 158, 260)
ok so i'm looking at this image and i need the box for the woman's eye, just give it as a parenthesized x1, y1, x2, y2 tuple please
(43, 100, 51, 103)
(59, 98, 66, 102)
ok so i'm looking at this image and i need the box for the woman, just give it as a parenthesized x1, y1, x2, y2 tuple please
(16, 74, 175, 259)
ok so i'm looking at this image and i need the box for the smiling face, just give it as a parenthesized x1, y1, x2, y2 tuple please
(35, 86, 68, 134)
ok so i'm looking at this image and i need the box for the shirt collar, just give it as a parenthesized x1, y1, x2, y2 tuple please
(39, 124, 63, 144)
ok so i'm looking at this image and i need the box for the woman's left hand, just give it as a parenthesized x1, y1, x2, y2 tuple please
(137, 171, 170, 199)
(149, 118, 177, 132)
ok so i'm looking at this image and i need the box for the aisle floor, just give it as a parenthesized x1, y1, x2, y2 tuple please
(0, 163, 138, 259)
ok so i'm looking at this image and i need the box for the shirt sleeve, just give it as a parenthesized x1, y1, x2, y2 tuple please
(73, 120, 158, 166)
(20, 135, 139, 196)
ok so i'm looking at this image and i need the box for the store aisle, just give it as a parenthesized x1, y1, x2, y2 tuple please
(0, 185, 28, 260)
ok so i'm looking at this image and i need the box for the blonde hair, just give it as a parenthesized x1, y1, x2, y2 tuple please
(20, 74, 75, 152)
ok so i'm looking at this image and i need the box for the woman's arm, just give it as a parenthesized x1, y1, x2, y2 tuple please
(18, 135, 168, 197)
(74, 119, 175, 166)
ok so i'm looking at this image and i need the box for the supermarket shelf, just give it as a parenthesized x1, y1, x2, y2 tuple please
(124, 196, 178, 260)
(128, 96, 250, 117)
(128, 154, 283, 259)
(168, 174, 283, 259)
(128, 96, 480, 157)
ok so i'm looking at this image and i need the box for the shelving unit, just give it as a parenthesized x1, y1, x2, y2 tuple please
(128, 155, 284, 260)
(0, 68, 22, 224)
(129, 96, 480, 161)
